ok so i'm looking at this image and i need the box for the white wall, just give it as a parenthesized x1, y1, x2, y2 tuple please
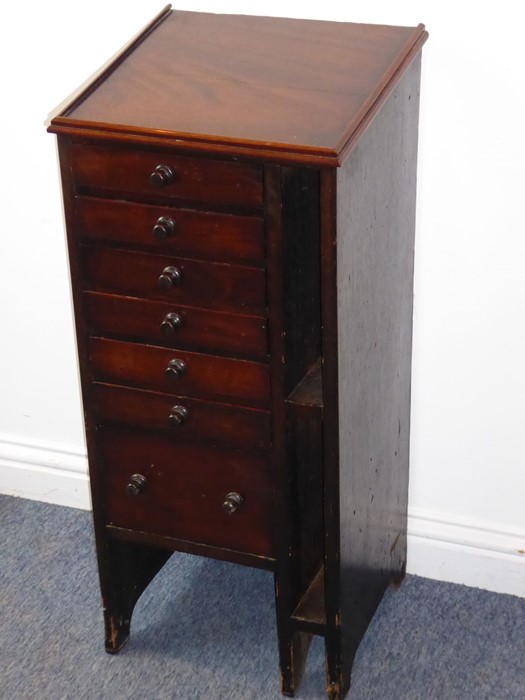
(1, 1, 524, 595)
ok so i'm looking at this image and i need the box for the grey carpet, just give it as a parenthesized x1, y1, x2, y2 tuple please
(1, 494, 524, 699)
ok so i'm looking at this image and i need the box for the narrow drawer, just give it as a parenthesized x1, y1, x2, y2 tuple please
(84, 292, 268, 361)
(69, 143, 263, 207)
(82, 246, 266, 314)
(75, 197, 265, 265)
(89, 338, 270, 408)
(91, 383, 271, 451)
(98, 428, 274, 558)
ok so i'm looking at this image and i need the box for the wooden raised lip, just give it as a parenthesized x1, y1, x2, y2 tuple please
(48, 116, 338, 159)
(45, 4, 173, 128)
(47, 9, 427, 166)
(337, 26, 428, 162)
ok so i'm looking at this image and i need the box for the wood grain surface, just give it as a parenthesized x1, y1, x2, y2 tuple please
(76, 196, 265, 264)
(90, 382, 271, 451)
(49, 10, 427, 164)
(99, 427, 274, 557)
(69, 142, 263, 207)
(89, 337, 270, 408)
(82, 246, 266, 313)
(83, 291, 268, 361)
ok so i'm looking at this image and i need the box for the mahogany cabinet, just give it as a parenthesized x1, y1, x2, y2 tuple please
(48, 8, 427, 698)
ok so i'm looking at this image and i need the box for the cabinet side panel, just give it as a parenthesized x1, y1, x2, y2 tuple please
(326, 53, 423, 691)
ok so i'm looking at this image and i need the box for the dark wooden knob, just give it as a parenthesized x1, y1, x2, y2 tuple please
(165, 358, 187, 381)
(222, 492, 244, 515)
(150, 164, 174, 187)
(126, 473, 147, 496)
(152, 216, 176, 240)
(160, 312, 182, 336)
(158, 266, 181, 290)
(168, 405, 189, 426)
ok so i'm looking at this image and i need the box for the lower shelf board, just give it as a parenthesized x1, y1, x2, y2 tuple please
(286, 358, 323, 408)
(291, 566, 326, 636)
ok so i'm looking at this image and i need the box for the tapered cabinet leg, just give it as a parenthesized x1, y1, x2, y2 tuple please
(97, 537, 172, 654)
(323, 627, 351, 700)
(104, 611, 131, 654)
(276, 613, 312, 696)
(325, 680, 348, 700)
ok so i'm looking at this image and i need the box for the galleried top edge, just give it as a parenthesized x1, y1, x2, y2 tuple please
(47, 6, 428, 165)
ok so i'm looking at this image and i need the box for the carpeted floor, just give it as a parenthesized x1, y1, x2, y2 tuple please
(1, 494, 524, 699)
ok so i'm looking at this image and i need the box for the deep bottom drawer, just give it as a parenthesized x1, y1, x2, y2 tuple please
(98, 428, 275, 558)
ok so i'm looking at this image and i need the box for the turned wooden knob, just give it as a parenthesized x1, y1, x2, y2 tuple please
(165, 358, 187, 381)
(152, 216, 176, 240)
(222, 492, 244, 515)
(160, 312, 182, 336)
(150, 164, 174, 187)
(168, 405, 189, 426)
(158, 266, 181, 290)
(126, 474, 147, 496)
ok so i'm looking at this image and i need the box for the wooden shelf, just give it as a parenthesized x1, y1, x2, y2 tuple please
(287, 359, 323, 408)
(291, 566, 326, 635)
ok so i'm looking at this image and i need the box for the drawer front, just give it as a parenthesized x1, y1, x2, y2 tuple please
(89, 338, 270, 408)
(99, 428, 274, 558)
(82, 246, 266, 314)
(84, 292, 268, 361)
(91, 383, 271, 451)
(69, 144, 263, 207)
(76, 197, 265, 265)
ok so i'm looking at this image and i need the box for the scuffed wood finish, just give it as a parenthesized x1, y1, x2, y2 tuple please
(101, 539, 173, 653)
(49, 9, 426, 699)
(322, 55, 422, 698)
(48, 10, 426, 165)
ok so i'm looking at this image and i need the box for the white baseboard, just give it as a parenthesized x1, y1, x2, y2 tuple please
(1, 434, 523, 597)
(407, 508, 525, 598)
(0, 434, 90, 510)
